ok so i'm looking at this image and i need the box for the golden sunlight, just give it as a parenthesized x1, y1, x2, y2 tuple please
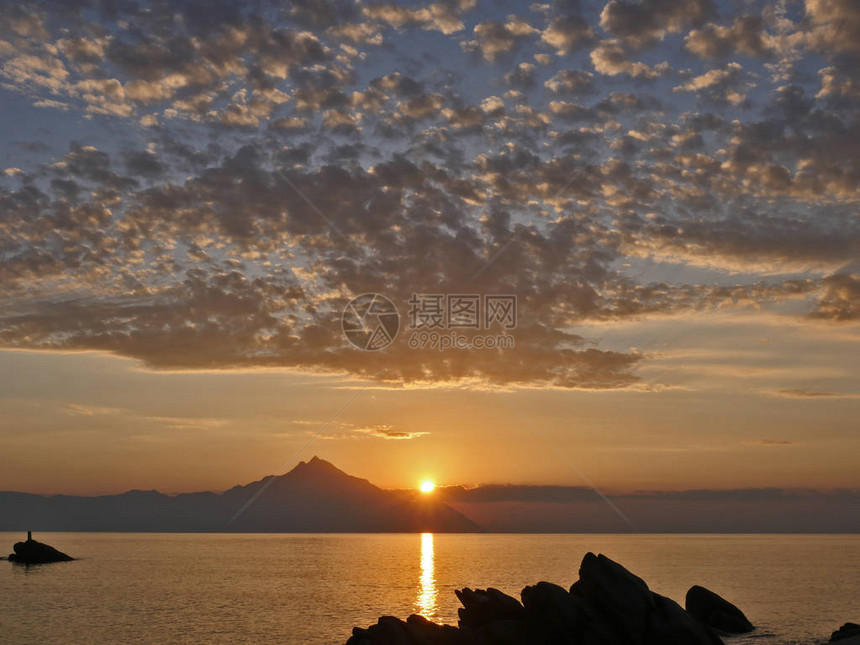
(419, 480, 436, 494)
(416, 532, 437, 618)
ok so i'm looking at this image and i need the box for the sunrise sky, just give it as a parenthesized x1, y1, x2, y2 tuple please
(0, 0, 858, 497)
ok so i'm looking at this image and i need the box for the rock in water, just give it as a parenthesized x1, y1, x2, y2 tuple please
(345, 552, 728, 645)
(651, 592, 726, 645)
(8, 534, 74, 564)
(571, 553, 723, 645)
(572, 551, 656, 641)
(455, 586, 524, 629)
(685, 585, 753, 634)
(831, 637, 860, 645)
(832, 623, 860, 642)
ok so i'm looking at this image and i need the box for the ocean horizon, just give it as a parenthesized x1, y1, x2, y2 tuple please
(3, 532, 858, 644)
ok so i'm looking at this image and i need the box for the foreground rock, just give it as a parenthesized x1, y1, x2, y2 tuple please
(832, 623, 860, 642)
(346, 552, 732, 645)
(685, 585, 753, 633)
(7, 532, 74, 564)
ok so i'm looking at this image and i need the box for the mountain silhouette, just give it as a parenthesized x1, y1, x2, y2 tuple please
(0, 457, 480, 533)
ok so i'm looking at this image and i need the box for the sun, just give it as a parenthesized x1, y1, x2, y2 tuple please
(419, 480, 436, 494)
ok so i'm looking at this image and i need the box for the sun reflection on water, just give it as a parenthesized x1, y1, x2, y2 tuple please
(416, 532, 437, 619)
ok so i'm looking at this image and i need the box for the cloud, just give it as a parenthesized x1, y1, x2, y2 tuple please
(62, 403, 227, 430)
(540, 15, 596, 55)
(817, 66, 860, 101)
(628, 487, 854, 502)
(353, 424, 428, 440)
(599, 0, 714, 49)
(141, 416, 230, 430)
(590, 41, 668, 78)
(684, 15, 773, 59)
(805, 0, 860, 55)
(2, 52, 69, 93)
(0, 2, 335, 121)
(363, 1, 476, 35)
(12, 140, 49, 154)
(544, 69, 593, 94)
(743, 439, 797, 446)
(464, 17, 540, 61)
(440, 484, 599, 502)
(0, 0, 858, 394)
(64, 403, 125, 416)
(770, 388, 860, 399)
(503, 62, 537, 90)
(811, 273, 860, 321)
(674, 62, 747, 105)
(440, 484, 859, 503)
(0, 5, 47, 39)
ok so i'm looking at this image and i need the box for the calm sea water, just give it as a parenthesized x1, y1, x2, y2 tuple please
(1, 533, 858, 644)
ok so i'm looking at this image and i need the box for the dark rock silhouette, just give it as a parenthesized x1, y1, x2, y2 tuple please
(685, 584, 754, 633)
(7, 532, 73, 564)
(832, 623, 860, 642)
(346, 552, 728, 644)
(455, 586, 525, 629)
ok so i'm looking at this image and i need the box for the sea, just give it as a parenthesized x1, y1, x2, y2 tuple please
(1, 533, 858, 644)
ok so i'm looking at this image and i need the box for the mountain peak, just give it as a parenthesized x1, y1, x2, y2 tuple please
(282, 456, 359, 485)
(293, 456, 339, 473)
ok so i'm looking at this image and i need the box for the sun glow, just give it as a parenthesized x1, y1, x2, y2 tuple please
(419, 480, 436, 494)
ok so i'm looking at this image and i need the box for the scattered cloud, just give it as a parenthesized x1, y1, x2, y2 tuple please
(770, 389, 860, 399)
(744, 439, 797, 446)
(0, 0, 857, 392)
(353, 424, 428, 440)
(599, 0, 714, 49)
(64, 403, 125, 416)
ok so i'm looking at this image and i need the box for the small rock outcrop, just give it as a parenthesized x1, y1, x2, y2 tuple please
(346, 552, 733, 645)
(685, 584, 754, 634)
(7, 532, 74, 564)
(832, 623, 860, 642)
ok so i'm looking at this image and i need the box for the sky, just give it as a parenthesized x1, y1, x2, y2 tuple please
(0, 0, 858, 498)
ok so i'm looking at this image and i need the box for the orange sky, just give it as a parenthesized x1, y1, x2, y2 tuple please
(2, 306, 858, 496)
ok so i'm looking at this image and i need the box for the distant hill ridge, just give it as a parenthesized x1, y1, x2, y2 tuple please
(4, 458, 859, 533)
(0, 457, 481, 533)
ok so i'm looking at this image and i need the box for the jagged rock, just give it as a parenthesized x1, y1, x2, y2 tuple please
(567, 554, 722, 645)
(405, 614, 460, 644)
(455, 587, 524, 630)
(685, 585, 753, 634)
(347, 614, 463, 645)
(7, 533, 73, 564)
(347, 616, 411, 645)
(832, 623, 860, 642)
(344, 553, 728, 645)
(572, 552, 656, 643)
(651, 593, 724, 645)
(832, 638, 860, 645)
(520, 581, 585, 643)
(479, 618, 537, 645)
(521, 581, 576, 617)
